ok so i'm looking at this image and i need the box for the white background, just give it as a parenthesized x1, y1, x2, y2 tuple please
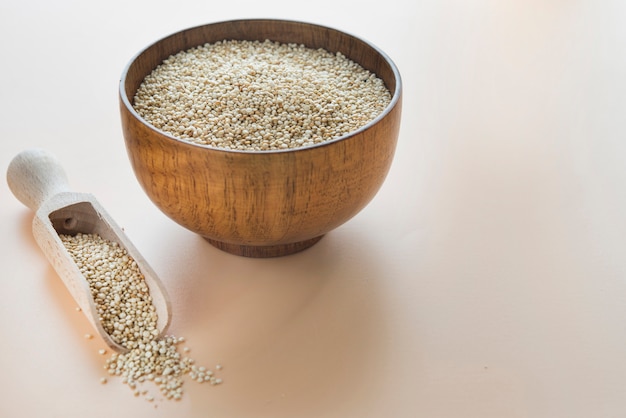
(1, 1, 626, 417)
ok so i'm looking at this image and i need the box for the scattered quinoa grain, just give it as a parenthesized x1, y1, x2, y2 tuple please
(133, 39, 391, 151)
(60, 233, 223, 401)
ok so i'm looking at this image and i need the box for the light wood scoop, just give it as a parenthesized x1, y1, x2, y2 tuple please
(7, 148, 171, 353)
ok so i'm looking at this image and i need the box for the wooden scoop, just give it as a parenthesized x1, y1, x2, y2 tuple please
(7, 148, 171, 353)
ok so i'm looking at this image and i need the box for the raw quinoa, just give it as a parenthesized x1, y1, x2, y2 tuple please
(133, 39, 391, 151)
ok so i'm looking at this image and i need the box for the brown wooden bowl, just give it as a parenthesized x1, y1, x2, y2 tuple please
(119, 19, 402, 257)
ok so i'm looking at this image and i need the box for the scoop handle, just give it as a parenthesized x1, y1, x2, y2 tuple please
(6, 148, 72, 211)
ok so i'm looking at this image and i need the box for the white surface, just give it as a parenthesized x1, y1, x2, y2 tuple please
(2, 1, 626, 417)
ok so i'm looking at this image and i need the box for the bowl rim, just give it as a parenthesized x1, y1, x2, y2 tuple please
(119, 18, 402, 155)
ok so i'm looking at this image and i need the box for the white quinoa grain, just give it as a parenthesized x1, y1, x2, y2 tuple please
(133, 39, 391, 151)
(60, 233, 223, 401)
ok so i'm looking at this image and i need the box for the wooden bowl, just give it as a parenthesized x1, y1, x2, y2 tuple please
(119, 19, 402, 257)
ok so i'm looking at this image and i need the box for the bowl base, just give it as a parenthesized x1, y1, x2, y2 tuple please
(204, 235, 324, 258)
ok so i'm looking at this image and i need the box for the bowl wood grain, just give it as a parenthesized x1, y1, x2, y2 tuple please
(120, 19, 402, 257)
